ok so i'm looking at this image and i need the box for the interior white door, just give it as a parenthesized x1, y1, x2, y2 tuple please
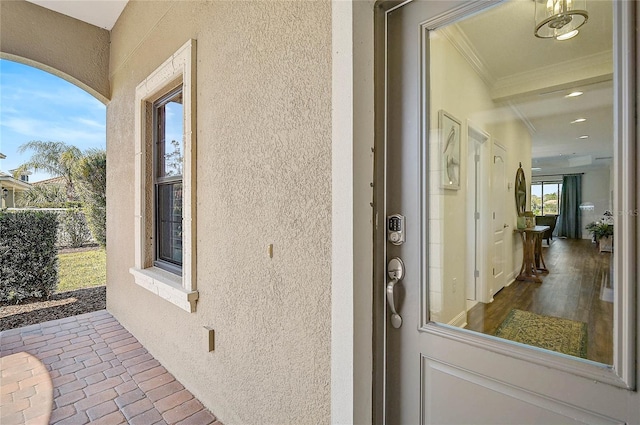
(381, 1, 639, 424)
(465, 127, 489, 303)
(491, 143, 507, 298)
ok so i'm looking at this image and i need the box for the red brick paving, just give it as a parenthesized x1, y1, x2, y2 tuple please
(1, 351, 53, 425)
(0, 310, 219, 424)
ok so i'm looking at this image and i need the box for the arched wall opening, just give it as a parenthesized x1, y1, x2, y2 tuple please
(0, 0, 110, 319)
(0, 0, 111, 104)
(0, 57, 108, 324)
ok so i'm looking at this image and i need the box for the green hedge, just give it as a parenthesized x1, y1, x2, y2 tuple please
(0, 210, 59, 302)
(60, 209, 92, 248)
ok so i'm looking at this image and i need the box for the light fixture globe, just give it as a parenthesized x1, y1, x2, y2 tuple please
(535, 0, 588, 39)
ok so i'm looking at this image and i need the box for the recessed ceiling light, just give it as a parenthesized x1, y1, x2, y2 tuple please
(578, 135, 589, 139)
(571, 118, 586, 123)
(556, 30, 580, 41)
(565, 91, 584, 98)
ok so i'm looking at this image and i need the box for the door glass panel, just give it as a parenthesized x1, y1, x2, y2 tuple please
(427, 0, 614, 364)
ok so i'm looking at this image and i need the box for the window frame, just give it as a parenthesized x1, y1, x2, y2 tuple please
(130, 39, 197, 313)
(531, 180, 562, 216)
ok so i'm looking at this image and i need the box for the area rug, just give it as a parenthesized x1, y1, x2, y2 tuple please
(494, 309, 587, 358)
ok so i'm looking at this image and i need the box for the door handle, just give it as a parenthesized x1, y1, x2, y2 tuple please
(387, 257, 405, 329)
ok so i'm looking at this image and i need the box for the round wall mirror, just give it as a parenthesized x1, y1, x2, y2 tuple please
(515, 165, 527, 216)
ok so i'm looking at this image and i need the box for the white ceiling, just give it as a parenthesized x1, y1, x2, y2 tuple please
(26, 0, 128, 30)
(453, 0, 614, 176)
(454, 1, 612, 82)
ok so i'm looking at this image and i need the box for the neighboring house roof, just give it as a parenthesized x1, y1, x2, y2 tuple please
(8, 169, 32, 176)
(0, 171, 32, 191)
(32, 176, 66, 186)
(0, 153, 6, 159)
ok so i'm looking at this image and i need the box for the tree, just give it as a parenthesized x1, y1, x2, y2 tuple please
(74, 149, 106, 247)
(531, 194, 542, 216)
(16, 141, 106, 247)
(165, 140, 183, 176)
(15, 184, 67, 208)
(16, 141, 82, 200)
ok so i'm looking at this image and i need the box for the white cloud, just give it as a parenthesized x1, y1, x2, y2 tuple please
(1, 116, 105, 146)
(72, 117, 106, 130)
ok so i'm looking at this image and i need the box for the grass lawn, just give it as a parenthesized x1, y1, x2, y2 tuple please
(57, 249, 106, 292)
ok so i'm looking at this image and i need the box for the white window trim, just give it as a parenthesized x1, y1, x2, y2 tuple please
(130, 39, 197, 313)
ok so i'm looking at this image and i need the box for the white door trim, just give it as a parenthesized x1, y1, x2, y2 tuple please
(330, 1, 377, 424)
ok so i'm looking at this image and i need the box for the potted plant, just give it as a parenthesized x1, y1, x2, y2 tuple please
(586, 221, 614, 252)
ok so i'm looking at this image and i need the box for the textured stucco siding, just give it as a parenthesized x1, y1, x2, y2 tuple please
(106, 2, 331, 424)
(0, 0, 110, 103)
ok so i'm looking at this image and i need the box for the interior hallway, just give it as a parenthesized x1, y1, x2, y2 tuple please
(466, 238, 613, 364)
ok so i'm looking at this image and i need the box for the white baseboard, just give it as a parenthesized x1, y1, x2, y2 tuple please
(448, 310, 467, 328)
(466, 299, 478, 311)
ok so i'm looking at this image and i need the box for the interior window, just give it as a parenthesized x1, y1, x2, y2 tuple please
(531, 181, 562, 216)
(427, 0, 614, 364)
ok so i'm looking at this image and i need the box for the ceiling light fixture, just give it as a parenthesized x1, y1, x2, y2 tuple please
(579, 202, 595, 211)
(534, 0, 588, 40)
(532, 167, 542, 171)
(556, 29, 579, 41)
(571, 118, 586, 123)
(565, 91, 584, 98)
(578, 135, 589, 139)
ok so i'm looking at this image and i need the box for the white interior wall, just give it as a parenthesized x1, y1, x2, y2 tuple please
(581, 167, 612, 238)
(429, 31, 532, 322)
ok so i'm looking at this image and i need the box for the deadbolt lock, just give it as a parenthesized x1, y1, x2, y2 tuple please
(387, 214, 405, 245)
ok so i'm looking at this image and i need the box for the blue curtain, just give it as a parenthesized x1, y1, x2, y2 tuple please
(556, 175, 582, 239)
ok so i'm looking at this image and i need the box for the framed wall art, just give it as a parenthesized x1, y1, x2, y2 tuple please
(439, 110, 462, 190)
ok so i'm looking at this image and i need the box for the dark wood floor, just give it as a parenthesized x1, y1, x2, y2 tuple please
(466, 238, 613, 364)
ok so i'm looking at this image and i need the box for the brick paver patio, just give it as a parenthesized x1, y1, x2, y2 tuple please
(0, 310, 221, 425)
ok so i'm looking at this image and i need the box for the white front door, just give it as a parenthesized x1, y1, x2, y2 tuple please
(379, 1, 639, 423)
(491, 142, 506, 298)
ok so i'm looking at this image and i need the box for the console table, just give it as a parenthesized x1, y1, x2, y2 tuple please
(514, 225, 550, 283)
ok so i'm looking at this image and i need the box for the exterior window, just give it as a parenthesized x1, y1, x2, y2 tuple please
(131, 39, 197, 313)
(531, 181, 562, 216)
(153, 88, 184, 273)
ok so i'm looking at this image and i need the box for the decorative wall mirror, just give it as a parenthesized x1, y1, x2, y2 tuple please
(515, 164, 526, 216)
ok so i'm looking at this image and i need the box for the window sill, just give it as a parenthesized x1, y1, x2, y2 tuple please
(129, 267, 198, 313)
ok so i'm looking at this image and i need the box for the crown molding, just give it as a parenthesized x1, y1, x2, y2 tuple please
(491, 50, 613, 101)
(441, 24, 612, 103)
(440, 25, 496, 88)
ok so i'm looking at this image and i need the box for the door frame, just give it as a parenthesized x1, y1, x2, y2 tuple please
(372, 1, 638, 423)
(490, 141, 507, 299)
(465, 123, 490, 303)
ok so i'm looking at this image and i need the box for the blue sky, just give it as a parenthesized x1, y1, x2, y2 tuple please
(0, 59, 106, 182)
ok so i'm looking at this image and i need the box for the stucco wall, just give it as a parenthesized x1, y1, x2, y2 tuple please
(106, 2, 332, 424)
(0, 0, 110, 103)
